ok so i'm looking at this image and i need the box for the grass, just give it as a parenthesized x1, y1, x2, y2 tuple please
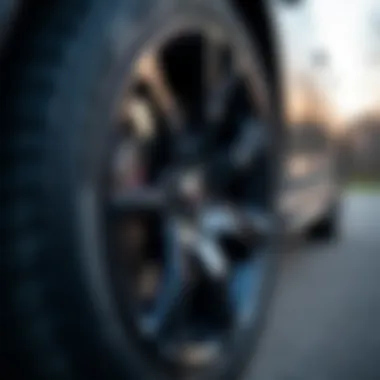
(348, 181, 380, 193)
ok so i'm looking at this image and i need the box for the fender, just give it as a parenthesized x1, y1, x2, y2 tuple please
(0, 1, 280, 87)
(0, 0, 21, 52)
(232, 0, 281, 100)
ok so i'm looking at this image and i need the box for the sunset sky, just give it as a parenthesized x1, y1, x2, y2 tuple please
(273, 0, 380, 124)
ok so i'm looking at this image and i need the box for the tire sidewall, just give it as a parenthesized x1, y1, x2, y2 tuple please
(5, 1, 282, 379)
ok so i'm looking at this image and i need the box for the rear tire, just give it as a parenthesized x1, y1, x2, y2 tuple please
(307, 202, 340, 242)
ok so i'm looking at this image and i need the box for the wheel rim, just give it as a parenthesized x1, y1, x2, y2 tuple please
(105, 22, 273, 370)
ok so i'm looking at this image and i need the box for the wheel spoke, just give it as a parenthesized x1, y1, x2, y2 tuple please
(207, 74, 239, 124)
(199, 204, 239, 235)
(203, 31, 238, 123)
(229, 119, 267, 170)
(191, 233, 229, 279)
(120, 96, 157, 141)
(229, 254, 267, 325)
(205, 118, 267, 190)
(136, 52, 185, 131)
(155, 279, 195, 340)
(144, 220, 194, 338)
(199, 204, 272, 238)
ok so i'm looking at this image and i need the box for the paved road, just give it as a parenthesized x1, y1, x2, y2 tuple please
(249, 193, 380, 380)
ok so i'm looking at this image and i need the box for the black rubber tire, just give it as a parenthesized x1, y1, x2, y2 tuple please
(0, 1, 283, 380)
(307, 201, 340, 242)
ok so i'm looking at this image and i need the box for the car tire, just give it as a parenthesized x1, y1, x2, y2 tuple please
(307, 201, 340, 242)
(1, 1, 283, 380)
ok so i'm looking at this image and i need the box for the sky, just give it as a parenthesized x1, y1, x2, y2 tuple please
(273, 0, 380, 124)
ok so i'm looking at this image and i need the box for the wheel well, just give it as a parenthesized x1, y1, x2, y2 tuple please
(2, 1, 280, 95)
(229, 0, 280, 91)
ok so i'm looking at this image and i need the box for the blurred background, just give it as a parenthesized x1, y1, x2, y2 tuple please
(275, 0, 380, 184)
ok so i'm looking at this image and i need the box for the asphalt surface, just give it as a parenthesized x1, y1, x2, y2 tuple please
(249, 193, 380, 380)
